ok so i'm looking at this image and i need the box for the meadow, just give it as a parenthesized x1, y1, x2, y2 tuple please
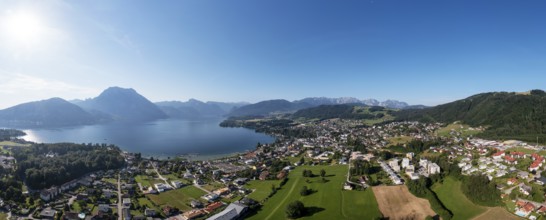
(246, 165, 382, 220)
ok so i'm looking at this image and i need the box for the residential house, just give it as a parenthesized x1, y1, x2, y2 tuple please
(204, 202, 224, 214)
(519, 185, 532, 196)
(182, 209, 205, 220)
(401, 158, 410, 169)
(428, 163, 441, 175)
(144, 208, 156, 217)
(504, 155, 517, 165)
(492, 151, 505, 160)
(40, 187, 59, 201)
(277, 170, 287, 179)
(259, 171, 270, 181)
(40, 208, 57, 219)
(171, 181, 184, 189)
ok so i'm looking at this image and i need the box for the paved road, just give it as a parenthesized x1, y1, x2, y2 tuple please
(117, 173, 122, 220)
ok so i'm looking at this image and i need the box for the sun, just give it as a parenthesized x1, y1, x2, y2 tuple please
(2, 11, 45, 46)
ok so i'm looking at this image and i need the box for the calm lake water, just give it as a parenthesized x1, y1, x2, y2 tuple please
(22, 118, 274, 160)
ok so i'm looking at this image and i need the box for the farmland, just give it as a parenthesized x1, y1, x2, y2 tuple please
(372, 185, 436, 220)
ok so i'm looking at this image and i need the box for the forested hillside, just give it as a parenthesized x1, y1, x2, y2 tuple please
(395, 90, 546, 143)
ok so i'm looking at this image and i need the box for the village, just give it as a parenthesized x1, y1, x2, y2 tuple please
(5, 119, 546, 220)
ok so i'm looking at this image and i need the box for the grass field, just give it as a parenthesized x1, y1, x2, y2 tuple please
(472, 207, 521, 220)
(0, 141, 30, 147)
(246, 179, 281, 201)
(146, 186, 207, 211)
(135, 175, 164, 188)
(432, 177, 486, 220)
(0, 212, 7, 220)
(388, 136, 413, 146)
(247, 165, 382, 220)
(436, 123, 482, 137)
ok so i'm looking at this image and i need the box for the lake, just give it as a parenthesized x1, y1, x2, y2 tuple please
(21, 118, 274, 160)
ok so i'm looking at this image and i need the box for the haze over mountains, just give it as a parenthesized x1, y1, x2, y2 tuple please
(0, 86, 419, 128)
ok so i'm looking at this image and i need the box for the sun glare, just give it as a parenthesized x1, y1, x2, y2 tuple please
(3, 11, 44, 46)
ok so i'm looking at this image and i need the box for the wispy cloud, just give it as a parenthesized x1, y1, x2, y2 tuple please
(93, 21, 142, 56)
(0, 71, 99, 97)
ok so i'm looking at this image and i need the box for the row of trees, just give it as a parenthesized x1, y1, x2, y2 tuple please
(406, 177, 453, 220)
(460, 175, 502, 206)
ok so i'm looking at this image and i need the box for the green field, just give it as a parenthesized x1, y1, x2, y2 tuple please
(247, 165, 382, 220)
(247, 179, 282, 202)
(388, 136, 413, 145)
(0, 212, 7, 220)
(432, 177, 486, 220)
(436, 123, 482, 137)
(135, 175, 164, 188)
(0, 141, 31, 147)
(146, 186, 207, 211)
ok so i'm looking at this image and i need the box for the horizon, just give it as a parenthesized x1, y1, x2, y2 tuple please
(1, 0, 546, 109)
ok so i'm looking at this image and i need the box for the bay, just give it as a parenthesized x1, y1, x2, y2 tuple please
(21, 118, 274, 160)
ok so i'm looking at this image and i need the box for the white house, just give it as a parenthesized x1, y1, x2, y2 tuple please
(428, 163, 441, 175)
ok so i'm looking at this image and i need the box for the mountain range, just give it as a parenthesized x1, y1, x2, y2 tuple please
(227, 97, 419, 117)
(0, 86, 419, 128)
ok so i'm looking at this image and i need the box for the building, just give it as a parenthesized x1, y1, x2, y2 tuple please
(40, 208, 57, 219)
(206, 202, 248, 220)
(401, 158, 410, 168)
(428, 163, 441, 175)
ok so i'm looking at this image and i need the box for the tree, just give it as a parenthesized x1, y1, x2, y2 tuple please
(299, 157, 305, 165)
(320, 169, 326, 177)
(300, 186, 309, 196)
(302, 169, 313, 177)
(286, 200, 305, 219)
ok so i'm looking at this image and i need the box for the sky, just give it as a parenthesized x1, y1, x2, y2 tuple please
(0, 0, 545, 109)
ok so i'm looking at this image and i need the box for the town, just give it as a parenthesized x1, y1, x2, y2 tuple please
(1, 118, 546, 220)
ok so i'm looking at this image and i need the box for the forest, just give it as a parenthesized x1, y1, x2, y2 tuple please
(395, 90, 546, 143)
(13, 143, 125, 189)
(0, 129, 26, 141)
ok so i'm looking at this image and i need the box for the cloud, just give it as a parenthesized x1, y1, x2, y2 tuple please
(0, 72, 99, 97)
(93, 21, 142, 56)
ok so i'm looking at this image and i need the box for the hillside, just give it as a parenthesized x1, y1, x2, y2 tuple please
(395, 90, 546, 142)
(228, 99, 311, 117)
(0, 98, 97, 128)
(77, 87, 167, 121)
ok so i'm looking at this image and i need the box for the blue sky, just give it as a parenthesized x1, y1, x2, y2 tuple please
(0, 0, 545, 109)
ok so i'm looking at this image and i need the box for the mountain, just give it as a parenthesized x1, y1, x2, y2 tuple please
(395, 90, 546, 143)
(294, 97, 409, 109)
(294, 97, 362, 106)
(228, 99, 312, 117)
(292, 104, 388, 120)
(0, 98, 97, 128)
(77, 87, 167, 121)
(227, 97, 413, 117)
(155, 99, 245, 119)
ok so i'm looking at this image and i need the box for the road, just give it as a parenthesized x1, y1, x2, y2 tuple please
(193, 182, 212, 194)
(117, 173, 122, 220)
(151, 162, 173, 189)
